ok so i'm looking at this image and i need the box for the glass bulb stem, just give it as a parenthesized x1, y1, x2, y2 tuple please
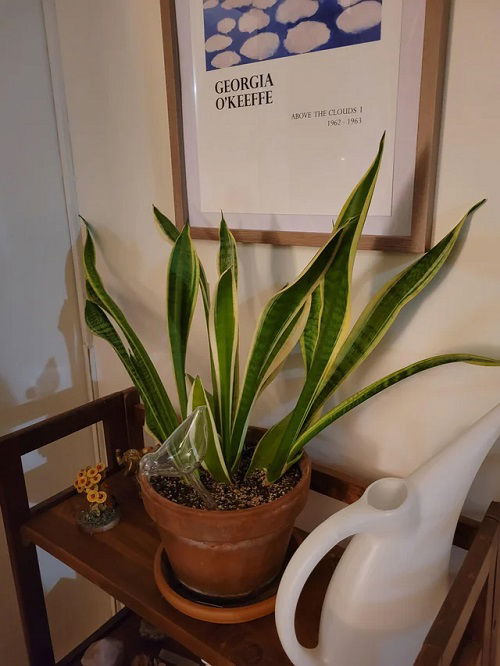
(185, 472, 217, 510)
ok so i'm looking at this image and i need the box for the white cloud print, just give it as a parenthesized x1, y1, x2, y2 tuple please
(240, 32, 280, 60)
(205, 34, 233, 53)
(218, 18, 236, 34)
(239, 8, 271, 33)
(276, 0, 319, 25)
(203, 0, 383, 70)
(337, 1, 382, 34)
(212, 50, 242, 68)
(284, 21, 331, 54)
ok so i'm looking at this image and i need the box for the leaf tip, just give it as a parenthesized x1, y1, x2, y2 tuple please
(468, 199, 487, 217)
(220, 212, 228, 233)
(179, 222, 192, 239)
(79, 215, 93, 233)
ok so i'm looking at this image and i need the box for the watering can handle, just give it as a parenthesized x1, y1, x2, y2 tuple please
(275, 502, 382, 666)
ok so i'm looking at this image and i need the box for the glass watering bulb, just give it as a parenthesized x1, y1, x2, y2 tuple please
(140, 406, 216, 509)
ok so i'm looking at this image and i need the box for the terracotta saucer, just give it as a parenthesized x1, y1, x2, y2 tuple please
(153, 534, 300, 624)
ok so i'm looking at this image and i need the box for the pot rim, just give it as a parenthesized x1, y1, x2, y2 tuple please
(139, 453, 311, 518)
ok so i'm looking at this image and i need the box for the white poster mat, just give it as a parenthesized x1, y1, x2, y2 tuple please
(177, 0, 425, 237)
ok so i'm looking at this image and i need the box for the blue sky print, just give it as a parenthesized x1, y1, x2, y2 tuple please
(203, 0, 382, 71)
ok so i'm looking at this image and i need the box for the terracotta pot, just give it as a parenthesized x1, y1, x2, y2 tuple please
(139, 455, 311, 598)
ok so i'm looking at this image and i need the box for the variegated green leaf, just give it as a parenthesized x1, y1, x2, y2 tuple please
(300, 286, 322, 374)
(247, 414, 291, 477)
(219, 214, 238, 283)
(259, 139, 385, 479)
(154, 206, 213, 421)
(210, 267, 238, 458)
(154, 206, 214, 427)
(258, 300, 311, 393)
(298, 133, 384, 381)
(85, 301, 165, 442)
(333, 132, 385, 233)
(153, 205, 180, 243)
(284, 353, 500, 474)
(153, 206, 210, 316)
(82, 222, 178, 434)
(229, 220, 356, 471)
(242, 302, 311, 474)
(188, 376, 231, 483)
(308, 200, 486, 420)
(167, 225, 200, 419)
(218, 216, 239, 417)
(186, 373, 215, 414)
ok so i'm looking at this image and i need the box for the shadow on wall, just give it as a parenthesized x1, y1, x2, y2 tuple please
(0, 249, 97, 503)
(0, 248, 111, 661)
(0, 249, 87, 433)
(42, 555, 111, 659)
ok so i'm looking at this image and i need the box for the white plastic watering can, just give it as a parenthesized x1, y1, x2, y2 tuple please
(276, 404, 500, 666)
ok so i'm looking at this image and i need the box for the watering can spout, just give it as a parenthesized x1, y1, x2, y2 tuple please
(409, 403, 500, 521)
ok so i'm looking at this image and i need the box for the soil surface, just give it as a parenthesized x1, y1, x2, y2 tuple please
(150, 448, 302, 511)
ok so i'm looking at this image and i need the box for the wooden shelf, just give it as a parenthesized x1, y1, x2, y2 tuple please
(22, 472, 335, 666)
(2, 388, 499, 665)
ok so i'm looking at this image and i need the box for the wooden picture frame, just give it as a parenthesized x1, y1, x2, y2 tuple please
(160, 0, 451, 252)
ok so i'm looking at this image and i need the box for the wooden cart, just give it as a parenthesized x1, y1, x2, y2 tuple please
(1, 388, 499, 665)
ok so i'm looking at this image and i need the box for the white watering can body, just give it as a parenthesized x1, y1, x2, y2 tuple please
(276, 405, 500, 666)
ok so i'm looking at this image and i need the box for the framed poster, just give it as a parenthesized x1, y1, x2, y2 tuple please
(160, 0, 450, 251)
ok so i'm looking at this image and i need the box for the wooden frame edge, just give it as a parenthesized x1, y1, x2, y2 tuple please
(409, 0, 452, 252)
(159, 0, 188, 228)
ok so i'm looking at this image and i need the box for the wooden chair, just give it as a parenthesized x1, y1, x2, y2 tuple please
(0, 387, 498, 665)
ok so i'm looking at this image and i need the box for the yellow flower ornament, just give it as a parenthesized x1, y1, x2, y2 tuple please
(74, 461, 117, 531)
(74, 477, 87, 493)
(86, 489, 99, 503)
(96, 491, 107, 504)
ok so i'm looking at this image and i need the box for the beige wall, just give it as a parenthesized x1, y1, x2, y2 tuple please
(56, 0, 500, 525)
(0, 0, 112, 662)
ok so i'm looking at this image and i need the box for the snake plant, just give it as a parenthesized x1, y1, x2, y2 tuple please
(83, 137, 500, 485)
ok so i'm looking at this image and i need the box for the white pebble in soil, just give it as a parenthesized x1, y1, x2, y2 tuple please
(212, 50, 242, 68)
(336, 1, 382, 33)
(239, 8, 271, 33)
(252, 0, 278, 7)
(240, 32, 280, 60)
(205, 34, 233, 53)
(284, 20, 330, 53)
(218, 17, 237, 33)
(221, 0, 253, 8)
(276, 0, 319, 25)
(204, 0, 219, 8)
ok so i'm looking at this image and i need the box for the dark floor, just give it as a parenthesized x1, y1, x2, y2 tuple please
(64, 610, 201, 666)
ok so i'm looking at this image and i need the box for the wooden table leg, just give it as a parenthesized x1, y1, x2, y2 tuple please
(0, 453, 55, 666)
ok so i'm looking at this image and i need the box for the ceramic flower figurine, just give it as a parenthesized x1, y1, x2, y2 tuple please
(115, 446, 156, 476)
(73, 463, 120, 533)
